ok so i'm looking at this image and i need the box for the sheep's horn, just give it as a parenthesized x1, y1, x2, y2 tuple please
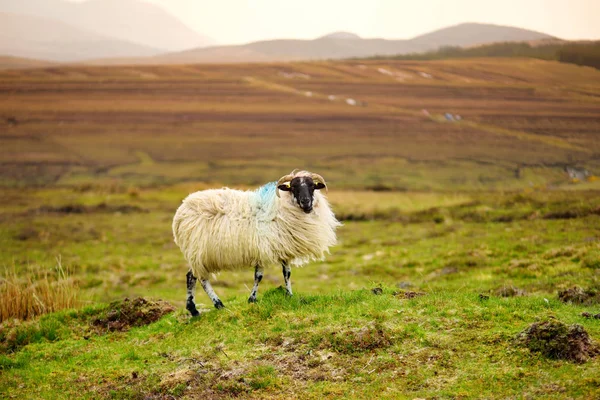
(276, 173, 295, 197)
(311, 173, 328, 193)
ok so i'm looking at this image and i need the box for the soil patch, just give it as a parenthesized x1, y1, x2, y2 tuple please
(516, 318, 599, 363)
(371, 287, 383, 295)
(319, 324, 392, 354)
(393, 290, 426, 299)
(558, 286, 600, 305)
(495, 286, 527, 297)
(581, 312, 600, 319)
(91, 297, 175, 333)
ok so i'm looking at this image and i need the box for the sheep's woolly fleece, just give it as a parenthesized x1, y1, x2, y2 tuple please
(172, 171, 341, 279)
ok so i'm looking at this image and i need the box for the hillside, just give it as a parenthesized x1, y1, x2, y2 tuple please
(1, 56, 600, 398)
(0, 12, 162, 62)
(0, 0, 213, 52)
(1, 187, 600, 398)
(0, 55, 55, 70)
(145, 22, 555, 64)
(0, 58, 599, 189)
(360, 40, 600, 70)
(150, 36, 421, 64)
(410, 22, 554, 48)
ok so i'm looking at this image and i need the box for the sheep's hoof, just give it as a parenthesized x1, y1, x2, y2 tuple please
(186, 301, 200, 317)
(214, 300, 225, 309)
(248, 296, 257, 303)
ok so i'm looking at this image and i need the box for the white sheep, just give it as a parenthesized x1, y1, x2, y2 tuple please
(172, 170, 341, 315)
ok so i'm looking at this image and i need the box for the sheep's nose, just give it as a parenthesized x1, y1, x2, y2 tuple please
(300, 198, 311, 206)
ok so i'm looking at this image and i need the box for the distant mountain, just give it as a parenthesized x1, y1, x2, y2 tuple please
(156, 38, 421, 63)
(0, 12, 162, 62)
(0, 0, 214, 51)
(411, 22, 554, 48)
(146, 23, 555, 64)
(321, 32, 362, 40)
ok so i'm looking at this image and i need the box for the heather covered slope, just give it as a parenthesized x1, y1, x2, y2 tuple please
(1, 58, 599, 189)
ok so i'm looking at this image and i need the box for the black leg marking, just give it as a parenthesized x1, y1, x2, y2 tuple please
(200, 278, 225, 309)
(248, 265, 264, 303)
(282, 262, 293, 296)
(186, 270, 200, 317)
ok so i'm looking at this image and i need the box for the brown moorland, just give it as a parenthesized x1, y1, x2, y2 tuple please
(0, 58, 599, 190)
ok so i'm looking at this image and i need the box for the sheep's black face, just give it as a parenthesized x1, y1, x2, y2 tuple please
(278, 176, 325, 213)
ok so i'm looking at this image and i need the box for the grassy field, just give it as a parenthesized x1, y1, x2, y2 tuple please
(1, 186, 600, 398)
(1, 58, 600, 398)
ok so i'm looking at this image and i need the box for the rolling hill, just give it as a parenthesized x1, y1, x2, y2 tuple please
(0, 12, 162, 62)
(409, 22, 554, 48)
(144, 22, 555, 64)
(0, 55, 56, 70)
(0, 0, 214, 52)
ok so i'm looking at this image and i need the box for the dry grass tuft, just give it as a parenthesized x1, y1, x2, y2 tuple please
(0, 259, 80, 322)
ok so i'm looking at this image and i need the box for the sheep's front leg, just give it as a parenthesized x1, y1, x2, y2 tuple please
(186, 270, 200, 317)
(248, 265, 263, 303)
(200, 278, 225, 309)
(282, 262, 292, 296)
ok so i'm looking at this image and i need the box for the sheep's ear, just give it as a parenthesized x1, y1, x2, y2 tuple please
(314, 182, 326, 190)
(278, 183, 291, 192)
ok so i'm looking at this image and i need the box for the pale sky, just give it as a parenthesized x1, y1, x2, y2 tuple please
(71, 0, 600, 44)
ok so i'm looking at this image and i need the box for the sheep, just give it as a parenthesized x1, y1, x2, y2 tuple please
(172, 170, 341, 316)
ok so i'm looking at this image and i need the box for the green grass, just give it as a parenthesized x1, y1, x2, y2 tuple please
(1, 288, 599, 399)
(1, 186, 600, 398)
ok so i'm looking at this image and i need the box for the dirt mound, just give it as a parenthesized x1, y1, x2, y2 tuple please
(92, 297, 175, 333)
(319, 324, 392, 354)
(516, 319, 599, 363)
(160, 368, 201, 392)
(581, 312, 600, 319)
(371, 287, 383, 295)
(558, 286, 599, 305)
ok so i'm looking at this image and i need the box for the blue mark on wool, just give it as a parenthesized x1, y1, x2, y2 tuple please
(255, 181, 277, 206)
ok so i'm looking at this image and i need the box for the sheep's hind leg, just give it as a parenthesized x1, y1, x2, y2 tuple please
(186, 270, 200, 317)
(200, 278, 225, 309)
(282, 262, 293, 296)
(248, 265, 264, 303)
